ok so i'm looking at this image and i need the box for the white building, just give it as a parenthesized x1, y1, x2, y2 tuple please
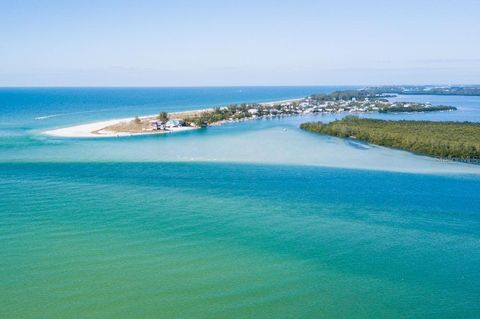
(166, 119, 184, 128)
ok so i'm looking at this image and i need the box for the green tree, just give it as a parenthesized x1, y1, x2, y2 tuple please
(300, 118, 480, 162)
(157, 112, 169, 122)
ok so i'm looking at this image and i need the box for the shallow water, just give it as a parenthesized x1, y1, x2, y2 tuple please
(1, 162, 479, 318)
(1, 88, 479, 318)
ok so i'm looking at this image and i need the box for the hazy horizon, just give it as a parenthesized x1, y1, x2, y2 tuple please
(1, 84, 480, 88)
(1, 0, 479, 86)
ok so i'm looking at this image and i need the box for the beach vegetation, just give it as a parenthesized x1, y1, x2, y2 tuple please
(157, 112, 169, 122)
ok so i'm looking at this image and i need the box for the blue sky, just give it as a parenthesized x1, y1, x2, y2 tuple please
(0, 0, 479, 86)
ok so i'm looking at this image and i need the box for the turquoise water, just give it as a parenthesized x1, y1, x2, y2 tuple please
(1, 88, 480, 318)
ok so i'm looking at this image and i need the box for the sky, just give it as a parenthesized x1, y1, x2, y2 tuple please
(0, 0, 479, 86)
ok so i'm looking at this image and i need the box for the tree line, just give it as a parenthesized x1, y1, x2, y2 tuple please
(300, 116, 480, 162)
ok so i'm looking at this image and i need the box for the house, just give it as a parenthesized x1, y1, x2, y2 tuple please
(304, 108, 315, 113)
(150, 120, 166, 130)
(166, 119, 185, 128)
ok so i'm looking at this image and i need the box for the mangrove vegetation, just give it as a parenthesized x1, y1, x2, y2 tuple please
(300, 117, 480, 162)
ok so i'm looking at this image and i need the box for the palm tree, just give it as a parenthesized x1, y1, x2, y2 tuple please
(157, 112, 169, 122)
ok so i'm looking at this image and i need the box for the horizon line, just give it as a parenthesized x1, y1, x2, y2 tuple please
(1, 83, 479, 89)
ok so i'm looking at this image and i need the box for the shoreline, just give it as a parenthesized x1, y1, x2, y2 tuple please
(43, 109, 214, 138)
(42, 92, 455, 138)
(42, 100, 303, 138)
(301, 118, 480, 164)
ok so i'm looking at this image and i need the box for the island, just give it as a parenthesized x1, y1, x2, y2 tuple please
(300, 116, 480, 162)
(44, 90, 457, 138)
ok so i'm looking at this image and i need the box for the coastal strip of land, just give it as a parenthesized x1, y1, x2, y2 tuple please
(301, 117, 480, 162)
(44, 118, 142, 138)
(43, 89, 457, 138)
(43, 110, 213, 138)
(365, 85, 480, 96)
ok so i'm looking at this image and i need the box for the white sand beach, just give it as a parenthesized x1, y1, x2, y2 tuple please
(44, 116, 197, 138)
(41, 98, 304, 139)
(43, 107, 218, 138)
(44, 118, 132, 138)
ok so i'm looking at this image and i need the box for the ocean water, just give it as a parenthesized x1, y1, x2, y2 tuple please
(1, 88, 480, 318)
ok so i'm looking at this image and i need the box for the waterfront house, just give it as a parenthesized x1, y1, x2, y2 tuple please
(150, 120, 166, 130)
(166, 119, 185, 128)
